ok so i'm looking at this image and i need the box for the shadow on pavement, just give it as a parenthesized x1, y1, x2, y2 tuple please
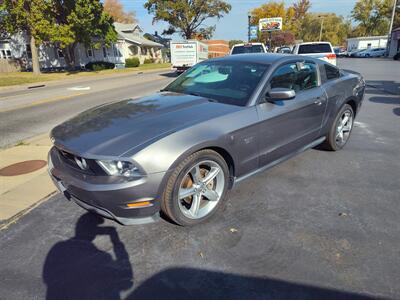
(369, 96, 400, 105)
(42, 213, 133, 300)
(365, 80, 400, 96)
(159, 72, 179, 78)
(127, 268, 380, 300)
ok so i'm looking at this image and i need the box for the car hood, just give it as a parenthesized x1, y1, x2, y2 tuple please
(51, 92, 240, 157)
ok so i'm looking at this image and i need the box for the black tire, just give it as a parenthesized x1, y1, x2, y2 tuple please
(161, 149, 229, 226)
(321, 104, 354, 151)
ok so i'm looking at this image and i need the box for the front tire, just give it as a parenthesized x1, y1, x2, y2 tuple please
(161, 150, 229, 226)
(322, 104, 354, 151)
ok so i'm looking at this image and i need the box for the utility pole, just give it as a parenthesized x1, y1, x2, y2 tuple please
(248, 14, 251, 42)
(386, 0, 398, 56)
(319, 18, 324, 42)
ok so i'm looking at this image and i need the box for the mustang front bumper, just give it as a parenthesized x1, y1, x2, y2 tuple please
(48, 147, 166, 225)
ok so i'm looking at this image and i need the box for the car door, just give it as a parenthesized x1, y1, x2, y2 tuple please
(256, 60, 327, 166)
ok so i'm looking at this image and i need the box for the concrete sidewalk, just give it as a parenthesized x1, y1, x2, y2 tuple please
(0, 134, 56, 228)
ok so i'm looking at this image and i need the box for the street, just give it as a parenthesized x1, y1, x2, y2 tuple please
(0, 58, 399, 300)
(0, 70, 176, 148)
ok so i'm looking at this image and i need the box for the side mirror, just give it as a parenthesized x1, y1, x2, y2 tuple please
(266, 88, 296, 102)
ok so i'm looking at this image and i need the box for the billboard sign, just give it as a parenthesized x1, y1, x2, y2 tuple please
(249, 26, 258, 40)
(259, 17, 283, 32)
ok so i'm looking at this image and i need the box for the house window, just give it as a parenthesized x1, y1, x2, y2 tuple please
(87, 48, 93, 57)
(6, 50, 12, 58)
(26, 44, 32, 59)
(141, 47, 147, 55)
(131, 46, 138, 55)
(102, 46, 107, 58)
(57, 48, 64, 58)
(1, 50, 5, 59)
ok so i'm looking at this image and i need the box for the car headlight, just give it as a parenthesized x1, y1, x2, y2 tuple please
(97, 160, 141, 177)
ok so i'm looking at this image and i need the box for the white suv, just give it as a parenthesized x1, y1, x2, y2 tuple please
(292, 42, 336, 66)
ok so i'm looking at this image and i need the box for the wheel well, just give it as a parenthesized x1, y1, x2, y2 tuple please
(346, 99, 357, 116)
(202, 146, 235, 178)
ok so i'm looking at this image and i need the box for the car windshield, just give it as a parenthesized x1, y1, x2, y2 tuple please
(231, 45, 265, 54)
(164, 61, 269, 106)
(298, 43, 332, 54)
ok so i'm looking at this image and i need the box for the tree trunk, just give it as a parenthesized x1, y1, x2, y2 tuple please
(30, 35, 41, 75)
(63, 43, 77, 70)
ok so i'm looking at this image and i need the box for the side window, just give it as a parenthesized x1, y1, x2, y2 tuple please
(298, 62, 318, 90)
(270, 61, 318, 92)
(270, 63, 298, 90)
(324, 64, 340, 80)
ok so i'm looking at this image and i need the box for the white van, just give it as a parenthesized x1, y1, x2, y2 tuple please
(292, 42, 336, 65)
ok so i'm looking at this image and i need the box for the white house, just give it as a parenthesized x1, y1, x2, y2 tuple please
(346, 35, 388, 51)
(0, 22, 164, 71)
(114, 23, 164, 64)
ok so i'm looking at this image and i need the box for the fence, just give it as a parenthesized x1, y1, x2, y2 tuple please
(0, 59, 21, 72)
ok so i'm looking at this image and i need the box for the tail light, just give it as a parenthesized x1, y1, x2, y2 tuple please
(326, 53, 336, 59)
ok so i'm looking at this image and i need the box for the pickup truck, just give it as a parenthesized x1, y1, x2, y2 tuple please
(292, 42, 337, 66)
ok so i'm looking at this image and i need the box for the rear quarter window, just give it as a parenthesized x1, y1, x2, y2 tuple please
(324, 64, 340, 80)
(298, 43, 332, 54)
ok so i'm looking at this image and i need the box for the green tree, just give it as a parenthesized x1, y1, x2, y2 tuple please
(229, 39, 244, 48)
(298, 13, 351, 45)
(144, 0, 231, 39)
(0, 0, 54, 74)
(351, 0, 393, 36)
(51, 0, 117, 69)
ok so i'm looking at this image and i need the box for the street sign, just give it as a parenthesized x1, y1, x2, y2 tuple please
(249, 26, 258, 40)
(259, 17, 283, 32)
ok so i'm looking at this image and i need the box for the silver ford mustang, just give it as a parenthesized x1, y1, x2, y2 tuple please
(48, 54, 365, 226)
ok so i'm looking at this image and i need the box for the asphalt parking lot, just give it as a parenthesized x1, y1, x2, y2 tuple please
(0, 58, 399, 300)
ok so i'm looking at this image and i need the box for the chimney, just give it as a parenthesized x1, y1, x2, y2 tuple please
(155, 31, 158, 37)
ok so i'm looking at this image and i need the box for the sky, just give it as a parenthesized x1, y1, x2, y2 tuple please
(120, 0, 358, 41)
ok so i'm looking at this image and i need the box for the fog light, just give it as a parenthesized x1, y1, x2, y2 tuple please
(126, 201, 152, 208)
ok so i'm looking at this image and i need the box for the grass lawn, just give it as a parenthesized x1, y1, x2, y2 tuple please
(0, 63, 171, 88)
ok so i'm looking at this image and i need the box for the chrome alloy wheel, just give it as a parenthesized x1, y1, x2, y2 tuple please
(335, 108, 353, 147)
(177, 160, 225, 219)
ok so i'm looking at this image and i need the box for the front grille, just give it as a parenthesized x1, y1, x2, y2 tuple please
(56, 147, 104, 175)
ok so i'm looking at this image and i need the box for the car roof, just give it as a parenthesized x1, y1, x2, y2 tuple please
(207, 53, 316, 65)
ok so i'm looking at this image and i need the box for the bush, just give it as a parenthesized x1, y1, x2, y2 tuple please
(143, 58, 155, 64)
(125, 57, 140, 68)
(85, 61, 115, 71)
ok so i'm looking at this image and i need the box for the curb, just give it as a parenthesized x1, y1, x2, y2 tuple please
(0, 191, 57, 231)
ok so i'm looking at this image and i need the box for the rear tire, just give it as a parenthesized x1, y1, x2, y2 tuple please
(321, 104, 354, 151)
(161, 150, 229, 226)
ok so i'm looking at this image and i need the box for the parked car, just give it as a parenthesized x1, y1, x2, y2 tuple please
(348, 49, 366, 57)
(276, 47, 292, 54)
(292, 42, 336, 65)
(355, 47, 386, 58)
(230, 43, 267, 55)
(49, 54, 365, 226)
(394, 51, 400, 60)
(333, 47, 347, 57)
